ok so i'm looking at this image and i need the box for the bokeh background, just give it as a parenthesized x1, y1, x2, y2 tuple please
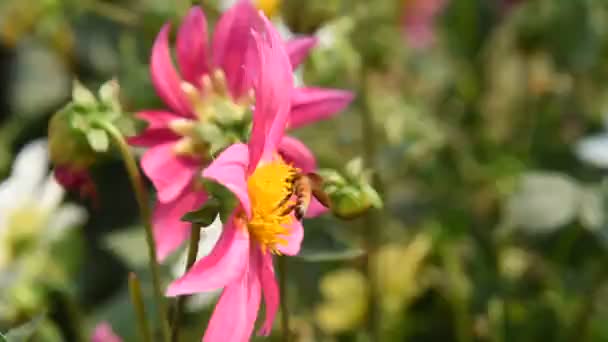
(3, 0, 608, 341)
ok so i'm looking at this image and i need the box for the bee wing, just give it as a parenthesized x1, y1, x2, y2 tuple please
(306, 173, 332, 208)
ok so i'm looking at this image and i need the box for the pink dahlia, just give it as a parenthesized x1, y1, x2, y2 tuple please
(167, 14, 314, 341)
(130, 1, 353, 261)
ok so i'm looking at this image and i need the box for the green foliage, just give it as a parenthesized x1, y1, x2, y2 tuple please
(6, 0, 608, 341)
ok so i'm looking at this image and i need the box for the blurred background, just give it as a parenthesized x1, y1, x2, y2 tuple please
(4, 0, 608, 341)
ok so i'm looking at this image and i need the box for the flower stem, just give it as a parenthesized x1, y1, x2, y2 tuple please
(97, 120, 171, 342)
(171, 224, 201, 342)
(129, 272, 153, 342)
(278, 256, 290, 342)
(360, 68, 381, 341)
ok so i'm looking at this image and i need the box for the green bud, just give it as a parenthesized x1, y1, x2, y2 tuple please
(48, 78, 131, 168)
(319, 157, 383, 220)
(48, 109, 96, 169)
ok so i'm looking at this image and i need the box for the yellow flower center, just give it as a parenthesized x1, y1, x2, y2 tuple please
(256, 0, 281, 18)
(245, 160, 298, 254)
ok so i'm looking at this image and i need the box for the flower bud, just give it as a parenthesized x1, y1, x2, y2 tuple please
(48, 109, 97, 169)
(318, 158, 383, 220)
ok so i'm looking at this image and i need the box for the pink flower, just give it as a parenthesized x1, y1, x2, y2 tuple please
(130, 1, 353, 261)
(166, 14, 315, 341)
(402, 0, 448, 49)
(91, 322, 121, 342)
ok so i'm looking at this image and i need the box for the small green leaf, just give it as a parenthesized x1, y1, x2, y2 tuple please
(317, 169, 346, 187)
(181, 198, 222, 226)
(86, 128, 109, 152)
(72, 80, 97, 107)
(361, 183, 383, 209)
(296, 248, 365, 262)
(103, 227, 149, 269)
(201, 180, 240, 222)
(99, 79, 120, 109)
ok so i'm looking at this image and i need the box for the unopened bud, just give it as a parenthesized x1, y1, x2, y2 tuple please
(48, 110, 96, 169)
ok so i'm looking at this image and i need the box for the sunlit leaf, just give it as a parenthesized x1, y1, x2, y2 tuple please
(86, 128, 110, 153)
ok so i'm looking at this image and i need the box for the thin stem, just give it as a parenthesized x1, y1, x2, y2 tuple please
(97, 120, 171, 342)
(129, 273, 153, 342)
(171, 225, 201, 342)
(64, 295, 86, 342)
(360, 69, 381, 341)
(278, 256, 290, 342)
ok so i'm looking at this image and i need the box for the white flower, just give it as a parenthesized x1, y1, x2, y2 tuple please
(0, 139, 87, 267)
(576, 133, 608, 169)
(171, 215, 223, 311)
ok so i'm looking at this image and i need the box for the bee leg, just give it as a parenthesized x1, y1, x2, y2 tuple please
(279, 203, 297, 217)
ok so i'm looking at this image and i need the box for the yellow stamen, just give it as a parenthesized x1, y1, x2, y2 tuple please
(256, 0, 281, 18)
(246, 160, 298, 254)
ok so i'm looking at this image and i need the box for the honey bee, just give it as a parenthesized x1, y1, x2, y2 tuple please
(278, 172, 331, 220)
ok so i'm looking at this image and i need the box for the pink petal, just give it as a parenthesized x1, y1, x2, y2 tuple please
(177, 7, 210, 85)
(277, 219, 303, 256)
(141, 142, 199, 203)
(285, 37, 317, 69)
(278, 136, 316, 173)
(258, 251, 279, 335)
(202, 143, 252, 217)
(288, 87, 354, 129)
(150, 24, 192, 116)
(244, 248, 262, 338)
(167, 215, 250, 296)
(128, 111, 180, 147)
(92, 322, 122, 342)
(249, 14, 294, 168)
(211, 1, 258, 98)
(202, 274, 249, 342)
(153, 190, 208, 262)
(305, 197, 328, 218)
(204, 250, 261, 342)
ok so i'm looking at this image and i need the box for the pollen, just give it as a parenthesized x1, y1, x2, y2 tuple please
(246, 160, 298, 254)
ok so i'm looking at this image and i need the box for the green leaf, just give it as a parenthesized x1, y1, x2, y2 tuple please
(103, 227, 149, 269)
(113, 115, 145, 138)
(86, 128, 109, 152)
(3, 314, 44, 342)
(201, 180, 239, 222)
(296, 248, 365, 262)
(361, 183, 383, 209)
(72, 80, 97, 107)
(98, 79, 121, 113)
(181, 198, 222, 226)
(317, 169, 346, 187)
